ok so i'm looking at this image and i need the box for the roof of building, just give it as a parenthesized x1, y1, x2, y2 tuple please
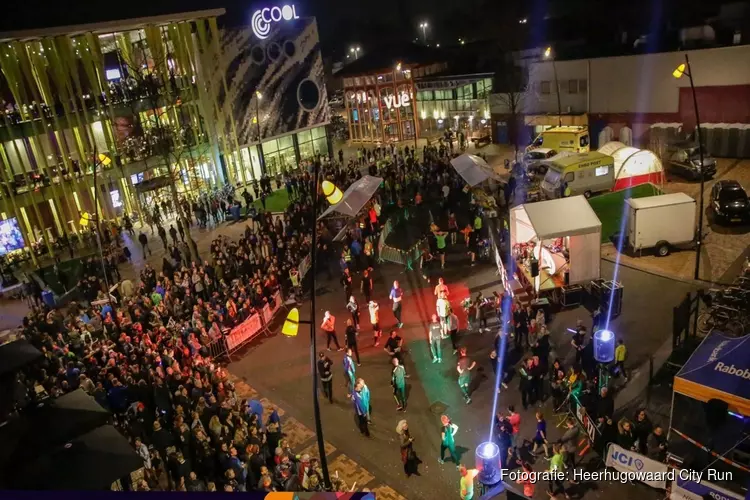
(336, 42, 446, 77)
(0, 9, 226, 41)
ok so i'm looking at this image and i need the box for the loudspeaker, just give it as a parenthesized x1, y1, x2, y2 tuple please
(530, 258, 539, 278)
(704, 398, 729, 427)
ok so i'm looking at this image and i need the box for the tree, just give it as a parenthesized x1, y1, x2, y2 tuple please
(491, 65, 533, 160)
(116, 30, 209, 262)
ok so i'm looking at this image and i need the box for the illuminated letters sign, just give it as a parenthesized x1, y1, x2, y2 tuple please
(383, 91, 411, 110)
(252, 4, 299, 39)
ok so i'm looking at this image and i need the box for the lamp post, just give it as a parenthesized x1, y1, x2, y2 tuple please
(350, 46, 361, 60)
(281, 177, 343, 491)
(673, 54, 705, 280)
(419, 22, 428, 43)
(84, 151, 113, 301)
(544, 46, 563, 127)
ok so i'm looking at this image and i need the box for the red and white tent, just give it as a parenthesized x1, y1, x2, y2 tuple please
(598, 141, 664, 191)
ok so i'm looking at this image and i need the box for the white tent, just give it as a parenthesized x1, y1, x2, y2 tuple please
(597, 141, 664, 191)
(450, 153, 502, 187)
(510, 196, 602, 291)
(318, 175, 383, 219)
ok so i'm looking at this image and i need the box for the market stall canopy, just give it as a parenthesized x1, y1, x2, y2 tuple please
(450, 153, 502, 187)
(0, 388, 111, 461)
(512, 196, 602, 242)
(318, 175, 383, 219)
(6, 424, 142, 490)
(673, 331, 750, 416)
(0, 338, 41, 376)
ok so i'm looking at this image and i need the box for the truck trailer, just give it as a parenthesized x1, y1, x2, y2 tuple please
(620, 193, 696, 256)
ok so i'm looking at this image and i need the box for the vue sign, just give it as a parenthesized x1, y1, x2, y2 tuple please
(251, 4, 300, 39)
(383, 91, 411, 110)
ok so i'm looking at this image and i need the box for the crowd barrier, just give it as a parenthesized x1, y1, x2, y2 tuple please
(203, 291, 287, 361)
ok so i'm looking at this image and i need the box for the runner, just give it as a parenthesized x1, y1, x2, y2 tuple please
(368, 300, 382, 346)
(456, 347, 476, 404)
(429, 315, 443, 363)
(389, 280, 404, 328)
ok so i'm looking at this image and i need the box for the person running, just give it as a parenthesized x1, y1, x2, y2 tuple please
(456, 347, 476, 404)
(321, 311, 343, 351)
(532, 411, 551, 459)
(389, 280, 404, 328)
(356, 378, 372, 423)
(351, 381, 370, 437)
(369, 300, 382, 346)
(447, 309, 459, 354)
(434, 277, 449, 299)
(343, 348, 356, 397)
(429, 315, 443, 363)
(317, 352, 333, 404)
(345, 319, 361, 366)
(448, 212, 458, 245)
(384, 330, 404, 365)
(439, 414, 460, 468)
(547, 444, 570, 499)
(391, 357, 407, 411)
(346, 295, 360, 330)
(436, 294, 451, 337)
(433, 228, 449, 269)
(459, 465, 478, 500)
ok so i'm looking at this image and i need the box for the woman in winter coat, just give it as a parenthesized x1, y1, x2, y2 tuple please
(397, 420, 420, 477)
(617, 418, 637, 451)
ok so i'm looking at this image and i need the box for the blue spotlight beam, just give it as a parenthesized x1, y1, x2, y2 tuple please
(605, 188, 632, 331)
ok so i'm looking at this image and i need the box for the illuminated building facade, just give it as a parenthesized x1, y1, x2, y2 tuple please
(0, 7, 329, 260)
(339, 49, 493, 144)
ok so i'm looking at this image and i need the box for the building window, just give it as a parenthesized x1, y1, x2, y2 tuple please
(261, 135, 297, 175)
(579, 79, 588, 92)
(540, 81, 551, 94)
(568, 80, 578, 94)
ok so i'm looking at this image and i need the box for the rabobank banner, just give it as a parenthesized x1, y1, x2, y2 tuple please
(670, 476, 744, 500)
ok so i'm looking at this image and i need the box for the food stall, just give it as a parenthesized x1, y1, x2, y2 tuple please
(510, 196, 602, 294)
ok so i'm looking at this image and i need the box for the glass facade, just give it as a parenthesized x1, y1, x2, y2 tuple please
(297, 126, 329, 161)
(416, 78, 493, 139)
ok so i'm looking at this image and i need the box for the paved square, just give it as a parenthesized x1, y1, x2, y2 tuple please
(327, 454, 375, 490)
(369, 485, 408, 500)
(280, 416, 315, 449)
(297, 440, 337, 458)
(260, 397, 286, 419)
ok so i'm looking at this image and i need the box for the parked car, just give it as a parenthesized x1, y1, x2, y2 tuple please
(711, 180, 750, 223)
(523, 148, 557, 176)
(667, 143, 717, 180)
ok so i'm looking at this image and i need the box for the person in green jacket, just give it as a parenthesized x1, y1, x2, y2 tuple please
(391, 357, 407, 411)
(439, 414, 460, 467)
(356, 378, 372, 423)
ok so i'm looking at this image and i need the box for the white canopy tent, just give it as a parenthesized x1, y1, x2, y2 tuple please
(318, 175, 383, 220)
(510, 196, 602, 291)
(450, 153, 502, 187)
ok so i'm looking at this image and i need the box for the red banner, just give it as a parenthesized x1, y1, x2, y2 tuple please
(226, 313, 263, 351)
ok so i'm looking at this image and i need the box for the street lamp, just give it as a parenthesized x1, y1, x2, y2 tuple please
(544, 46, 562, 126)
(350, 46, 361, 59)
(419, 22, 428, 42)
(280, 178, 343, 491)
(673, 55, 706, 280)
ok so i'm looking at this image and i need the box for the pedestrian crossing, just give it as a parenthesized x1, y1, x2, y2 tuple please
(229, 373, 406, 499)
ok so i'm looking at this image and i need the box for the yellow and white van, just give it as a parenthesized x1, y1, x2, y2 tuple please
(540, 151, 615, 199)
(527, 126, 590, 153)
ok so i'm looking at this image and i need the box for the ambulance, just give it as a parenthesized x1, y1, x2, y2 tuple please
(526, 126, 590, 153)
(540, 151, 615, 199)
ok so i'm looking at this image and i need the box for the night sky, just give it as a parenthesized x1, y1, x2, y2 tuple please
(0, 0, 731, 60)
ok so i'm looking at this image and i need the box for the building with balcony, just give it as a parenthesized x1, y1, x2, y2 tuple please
(0, 7, 330, 260)
(336, 44, 493, 144)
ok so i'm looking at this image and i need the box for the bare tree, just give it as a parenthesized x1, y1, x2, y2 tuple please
(116, 35, 206, 262)
(491, 65, 533, 160)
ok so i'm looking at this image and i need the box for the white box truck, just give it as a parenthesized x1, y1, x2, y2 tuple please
(623, 193, 696, 256)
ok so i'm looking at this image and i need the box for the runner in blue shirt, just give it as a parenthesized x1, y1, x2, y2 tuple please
(389, 280, 404, 328)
